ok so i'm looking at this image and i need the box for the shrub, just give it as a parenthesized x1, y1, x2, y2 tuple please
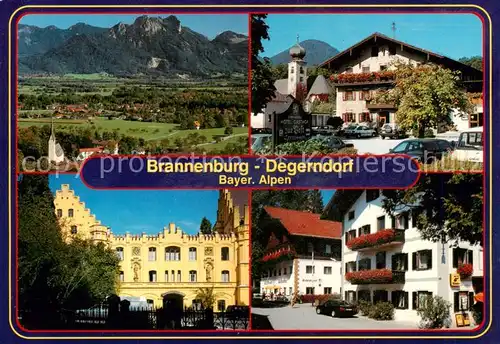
(368, 302, 394, 320)
(256, 140, 358, 155)
(357, 300, 372, 316)
(417, 295, 452, 329)
(224, 126, 233, 135)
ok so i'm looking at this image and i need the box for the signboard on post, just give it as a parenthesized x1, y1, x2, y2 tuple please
(273, 100, 312, 147)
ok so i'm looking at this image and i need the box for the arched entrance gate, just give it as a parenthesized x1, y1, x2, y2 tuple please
(160, 291, 185, 329)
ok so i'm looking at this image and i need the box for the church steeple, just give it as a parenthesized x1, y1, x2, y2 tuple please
(50, 115, 55, 140)
(287, 34, 307, 97)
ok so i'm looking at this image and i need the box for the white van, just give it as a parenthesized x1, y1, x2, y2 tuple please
(450, 126, 483, 163)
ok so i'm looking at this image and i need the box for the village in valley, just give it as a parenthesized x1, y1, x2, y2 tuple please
(251, 14, 483, 171)
(17, 14, 249, 171)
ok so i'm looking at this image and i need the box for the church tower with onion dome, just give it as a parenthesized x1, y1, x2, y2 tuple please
(287, 34, 307, 98)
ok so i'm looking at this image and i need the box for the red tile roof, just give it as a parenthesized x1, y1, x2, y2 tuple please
(264, 206, 342, 239)
(79, 147, 103, 153)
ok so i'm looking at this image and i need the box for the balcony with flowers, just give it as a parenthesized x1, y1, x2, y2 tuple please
(346, 229, 405, 251)
(329, 71, 396, 86)
(457, 263, 473, 280)
(345, 268, 406, 285)
(261, 246, 296, 266)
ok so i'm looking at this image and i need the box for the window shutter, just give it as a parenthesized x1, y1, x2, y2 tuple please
(353, 92, 356, 101)
(412, 292, 417, 310)
(353, 292, 357, 302)
(427, 250, 433, 269)
(404, 292, 409, 309)
(468, 292, 474, 310)
(391, 217, 396, 229)
(468, 250, 474, 266)
(345, 263, 348, 273)
(404, 253, 409, 271)
(345, 291, 348, 300)
(391, 254, 397, 271)
(343, 92, 347, 101)
(358, 228, 361, 237)
(454, 292, 459, 312)
(391, 291, 397, 307)
(453, 249, 458, 268)
(412, 252, 417, 270)
(404, 214, 409, 229)
(352, 230, 357, 239)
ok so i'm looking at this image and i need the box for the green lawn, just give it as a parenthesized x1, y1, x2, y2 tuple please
(18, 118, 248, 144)
(203, 134, 248, 152)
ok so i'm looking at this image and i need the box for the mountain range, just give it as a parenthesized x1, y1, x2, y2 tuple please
(268, 39, 339, 66)
(18, 15, 248, 77)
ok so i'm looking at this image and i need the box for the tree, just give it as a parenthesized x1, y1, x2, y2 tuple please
(307, 190, 324, 213)
(374, 62, 474, 137)
(459, 56, 483, 71)
(18, 175, 120, 316)
(251, 14, 276, 114)
(195, 286, 221, 309)
(199, 217, 213, 235)
(272, 64, 288, 79)
(381, 174, 482, 246)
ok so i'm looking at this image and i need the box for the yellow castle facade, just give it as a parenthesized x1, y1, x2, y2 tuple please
(54, 185, 250, 309)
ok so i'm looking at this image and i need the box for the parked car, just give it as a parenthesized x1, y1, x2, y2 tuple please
(310, 135, 354, 150)
(380, 123, 407, 139)
(449, 126, 483, 163)
(251, 134, 272, 152)
(352, 125, 377, 138)
(388, 138, 454, 163)
(343, 124, 358, 137)
(315, 300, 358, 318)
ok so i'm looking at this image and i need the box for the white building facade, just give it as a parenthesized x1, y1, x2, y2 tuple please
(319, 33, 483, 130)
(261, 257, 342, 298)
(339, 189, 483, 327)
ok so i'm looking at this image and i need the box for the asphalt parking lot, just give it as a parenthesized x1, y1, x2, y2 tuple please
(344, 136, 405, 155)
(251, 304, 418, 330)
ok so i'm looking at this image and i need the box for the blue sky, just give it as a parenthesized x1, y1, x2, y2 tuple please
(262, 14, 482, 60)
(321, 190, 335, 206)
(20, 14, 248, 39)
(49, 174, 219, 235)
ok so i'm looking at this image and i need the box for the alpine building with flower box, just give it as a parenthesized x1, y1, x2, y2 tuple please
(323, 189, 483, 327)
(258, 206, 343, 300)
(318, 32, 483, 131)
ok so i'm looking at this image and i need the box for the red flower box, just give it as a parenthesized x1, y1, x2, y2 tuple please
(345, 269, 393, 284)
(346, 229, 399, 250)
(457, 263, 473, 279)
(261, 247, 296, 263)
(329, 71, 395, 84)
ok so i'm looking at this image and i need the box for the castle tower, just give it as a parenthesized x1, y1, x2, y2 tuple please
(54, 184, 100, 242)
(287, 34, 307, 98)
(48, 116, 65, 164)
(90, 224, 110, 245)
(235, 203, 250, 305)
